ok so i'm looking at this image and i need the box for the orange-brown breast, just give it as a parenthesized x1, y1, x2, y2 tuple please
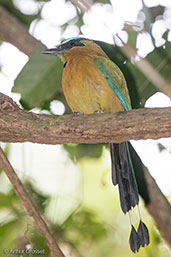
(62, 52, 124, 114)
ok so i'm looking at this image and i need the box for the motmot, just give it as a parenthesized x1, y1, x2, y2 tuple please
(42, 37, 150, 252)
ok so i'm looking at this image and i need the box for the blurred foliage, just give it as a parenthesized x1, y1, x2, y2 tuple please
(0, 0, 171, 256)
(63, 144, 103, 162)
(0, 0, 39, 27)
(0, 160, 170, 257)
(60, 208, 107, 249)
(142, 4, 164, 37)
(13, 46, 63, 110)
(24, 181, 50, 214)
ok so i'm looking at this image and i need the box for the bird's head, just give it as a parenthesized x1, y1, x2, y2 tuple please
(42, 37, 107, 63)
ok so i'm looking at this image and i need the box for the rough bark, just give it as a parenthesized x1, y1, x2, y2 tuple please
(1, 93, 171, 246)
(0, 93, 171, 144)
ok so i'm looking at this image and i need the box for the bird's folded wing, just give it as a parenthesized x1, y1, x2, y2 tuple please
(94, 57, 131, 111)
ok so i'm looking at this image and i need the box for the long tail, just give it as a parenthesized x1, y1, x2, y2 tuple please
(110, 142, 150, 252)
(110, 142, 139, 213)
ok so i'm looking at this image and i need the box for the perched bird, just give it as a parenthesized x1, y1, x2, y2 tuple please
(42, 37, 150, 252)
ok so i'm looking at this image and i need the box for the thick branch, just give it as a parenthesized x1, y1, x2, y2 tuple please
(0, 93, 171, 144)
(1, 93, 171, 246)
(0, 147, 65, 257)
(1, 4, 171, 249)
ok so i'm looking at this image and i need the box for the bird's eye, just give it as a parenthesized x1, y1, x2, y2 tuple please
(70, 41, 76, 46)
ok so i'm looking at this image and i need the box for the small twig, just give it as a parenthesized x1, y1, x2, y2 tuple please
(69, 0, 90, 12)
(0, 147, 65, 257)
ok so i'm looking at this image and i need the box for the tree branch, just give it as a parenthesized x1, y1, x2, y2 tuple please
(1, 4, 171, 249)
(0, 147, 65, 257)
(0, 93, 170, 144)
(0, 6, 42, 56)
(1, 93, 171, 246)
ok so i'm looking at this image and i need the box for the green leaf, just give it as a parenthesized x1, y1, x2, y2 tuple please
(28, 234, 50, 257)
(61, 208, 107, 244)
(0, 219, 20, 251)
(12, 47, 63, 110)
(142, 4, 164, 35)
(63, 144, 103, 162)
(0, 191, 18, 208)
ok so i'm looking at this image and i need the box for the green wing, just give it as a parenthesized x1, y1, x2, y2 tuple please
(94, 57, 132, 111)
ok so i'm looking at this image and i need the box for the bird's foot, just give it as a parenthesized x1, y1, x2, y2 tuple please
(73, 112, 84, 115)
(94, 110, 104, 114)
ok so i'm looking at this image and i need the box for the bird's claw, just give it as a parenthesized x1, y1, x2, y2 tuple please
(73, 112, 84, 115)
(94, 110, 104, 114)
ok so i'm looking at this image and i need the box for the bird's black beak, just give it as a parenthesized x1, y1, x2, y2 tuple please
(41, 48, 59, 55)
(42, 44, 65, 56)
